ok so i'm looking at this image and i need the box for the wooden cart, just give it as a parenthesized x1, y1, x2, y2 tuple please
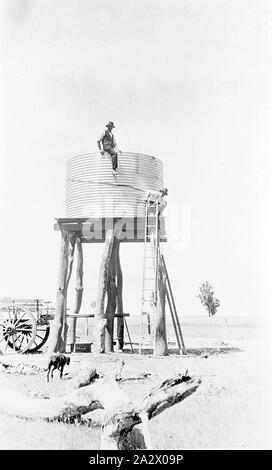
(0, 298, 54, 354)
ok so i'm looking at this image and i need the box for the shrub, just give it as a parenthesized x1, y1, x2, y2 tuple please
(197, 282, 220, 317)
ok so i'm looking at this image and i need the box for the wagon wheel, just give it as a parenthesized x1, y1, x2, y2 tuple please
(26, 323, 50, 352)
(0, 305, 37, 354)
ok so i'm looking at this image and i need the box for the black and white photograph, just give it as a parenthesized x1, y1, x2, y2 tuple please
(0, 0, 271, 455)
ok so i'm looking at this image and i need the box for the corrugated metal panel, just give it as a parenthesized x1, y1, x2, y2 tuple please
(66, 152, 164, 218)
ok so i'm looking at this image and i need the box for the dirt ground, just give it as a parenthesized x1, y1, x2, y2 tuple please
(0, 334, 272, 450)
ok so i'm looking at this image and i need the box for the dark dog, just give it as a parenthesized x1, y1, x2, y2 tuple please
(46, 353, 70, 382)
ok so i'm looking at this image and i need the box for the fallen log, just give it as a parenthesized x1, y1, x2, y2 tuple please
(0, 376, 129, 420)
(0, 371, 201, 449)
(100, 373, 201, 449)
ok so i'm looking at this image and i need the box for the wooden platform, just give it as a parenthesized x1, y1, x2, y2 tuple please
(65, 313, 132, 353)
(66, 312, 130, 319)
(54, 217, 167, 243)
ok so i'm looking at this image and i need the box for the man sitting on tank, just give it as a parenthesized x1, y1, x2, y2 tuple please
(97, 121, 122, 177)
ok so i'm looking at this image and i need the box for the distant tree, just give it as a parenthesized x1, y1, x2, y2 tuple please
(197, 282, 220, 317)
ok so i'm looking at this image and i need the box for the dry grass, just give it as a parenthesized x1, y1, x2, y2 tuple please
(0, 320, 272, 450)
(0, 414, 100, 450)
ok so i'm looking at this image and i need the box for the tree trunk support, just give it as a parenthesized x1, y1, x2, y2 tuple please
(116, 243, 124, 351)
(104, 237, 118, 352)
(49, 230, 75, 353)
(153, 257, 169, 356)
(66, 237, 84, 352)
(93, 229, 115, 354)
(93, 225, 123, 354)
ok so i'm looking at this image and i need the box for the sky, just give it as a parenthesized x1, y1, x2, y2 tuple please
(0, 0, 271, 318)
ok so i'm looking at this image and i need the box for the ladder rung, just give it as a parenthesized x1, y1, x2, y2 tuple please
(144, 254, 156, 257)
(140, 206, 161, 354)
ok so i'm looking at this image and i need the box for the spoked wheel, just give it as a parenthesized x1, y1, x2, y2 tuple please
(0, 305, 37, 354)
(26, 323, 50, 352)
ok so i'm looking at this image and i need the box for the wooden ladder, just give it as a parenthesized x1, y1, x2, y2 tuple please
(139, 203, 186, 355)
(139, 201, 160, 353)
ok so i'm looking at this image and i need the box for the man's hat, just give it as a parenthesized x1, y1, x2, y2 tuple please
(106, 121, 115, 128)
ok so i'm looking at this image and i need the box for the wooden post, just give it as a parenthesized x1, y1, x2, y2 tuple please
(63, 233, 76, 349)
(49, 229, 73, 353)
(116, 242, 124, 351)
(66, 233, 77, 285)
(93, 229, 115, 354)
(66, 237, 84, 352)
(104, 238, 118, 352)
(153, 257, 169, 356)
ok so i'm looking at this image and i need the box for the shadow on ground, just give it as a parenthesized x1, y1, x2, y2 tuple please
(120, 345, 243, 357)
(184, 346, 242, 356)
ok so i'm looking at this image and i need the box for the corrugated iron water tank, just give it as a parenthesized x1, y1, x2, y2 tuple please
(66, 152, 164, 218)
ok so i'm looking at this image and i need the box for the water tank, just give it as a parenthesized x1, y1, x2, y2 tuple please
(66, 152, 164, 218)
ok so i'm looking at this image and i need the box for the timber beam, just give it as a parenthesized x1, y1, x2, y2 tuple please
(54, 217, 167, 243)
